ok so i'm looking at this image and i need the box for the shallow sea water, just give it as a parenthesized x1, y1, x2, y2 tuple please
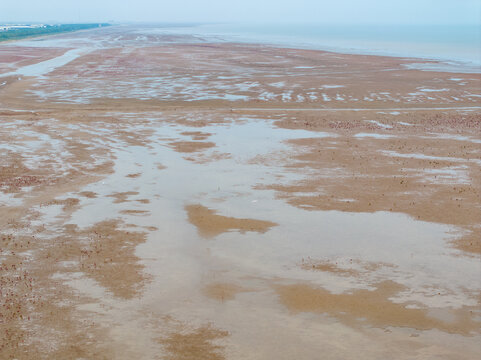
(24, 116, 475, 358)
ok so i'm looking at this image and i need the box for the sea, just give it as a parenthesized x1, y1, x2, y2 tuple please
(154, 23, 481, 73)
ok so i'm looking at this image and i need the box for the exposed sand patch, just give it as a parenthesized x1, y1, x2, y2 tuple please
(168, 141, 216, 153)
(180, 131, 212, 141)
(299, 259, 360, 276)
(126, 172, 142, 178)
(79, 191, 97, 198)
(299, 258, 395, 276)
(107, 191, 139, 204)
(452, 230, 481, 255)
(0, 155, 50, 193)
(159, 324, 229, 360)
(183, 151, 232, 164)
(0, 244, 34, 355)
(42, 197, 80, 211)
(275, 281, 480, 335)
(57, 220, 148, 299)
(144, 226, 158, 231)
(258, 115, 481, 255)
(185, 204, 277, 238)
(119, 209, 150, 216)
(203, 283, 249, 302)
(135, 198, 150, 204)
(0, 221, 120, 358)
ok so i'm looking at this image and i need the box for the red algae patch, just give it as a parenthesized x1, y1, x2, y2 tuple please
(275, 281, 480, 335)
(185, 204, 277, 238)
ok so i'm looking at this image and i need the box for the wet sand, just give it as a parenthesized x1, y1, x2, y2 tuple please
(0, 25, 480, 359)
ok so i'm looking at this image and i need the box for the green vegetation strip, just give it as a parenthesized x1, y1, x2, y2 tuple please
(0, 23, 110, 42)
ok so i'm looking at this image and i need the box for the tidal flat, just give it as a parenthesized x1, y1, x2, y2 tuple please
(0, 25, 480, 359)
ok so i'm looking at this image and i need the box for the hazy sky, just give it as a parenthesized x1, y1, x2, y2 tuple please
(1, 0, 480, 25)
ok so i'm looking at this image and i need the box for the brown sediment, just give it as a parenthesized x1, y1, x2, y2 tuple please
(126, 172, 142, 178)
(0, 221, 126, 358)
(0, 46, 67, 73)
(185, 204, 277, 238)
(42, 197, 80, 211)
(136, 198, 150, 204)
(60, 219, 148, 299)
(256, 112, 481, 255)
(107, 191, 139, 203)
(183, 151, 232, 164)
(119, 209, 150, 215)
(452, 229, 481, 255)
(275, 281, 480, 335)
(0, 243, 34, 356)
(180, 131, 212, 141)
(203, 283, 249, 302)
(168, 140, 216, 153)
(0, 154, 51, 193)
(299, 258, 396, 277)
(79, 191, 97, 198)
(299, 259, 360, 276)
(159, 324, 229, 360)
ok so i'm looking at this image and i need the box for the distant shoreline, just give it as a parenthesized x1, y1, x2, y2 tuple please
(153, 23, 481, 72)
(0, 23, 110, 43)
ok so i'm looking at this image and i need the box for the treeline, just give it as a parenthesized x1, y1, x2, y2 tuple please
(0, 23, 110, 42)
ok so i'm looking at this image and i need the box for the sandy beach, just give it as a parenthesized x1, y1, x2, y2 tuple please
(0, 25, 480, 359)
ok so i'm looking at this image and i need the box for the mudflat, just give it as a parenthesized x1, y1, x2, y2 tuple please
(0, 25, 480, 359)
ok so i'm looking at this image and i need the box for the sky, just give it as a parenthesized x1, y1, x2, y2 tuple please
(1, 0, 480, 25)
